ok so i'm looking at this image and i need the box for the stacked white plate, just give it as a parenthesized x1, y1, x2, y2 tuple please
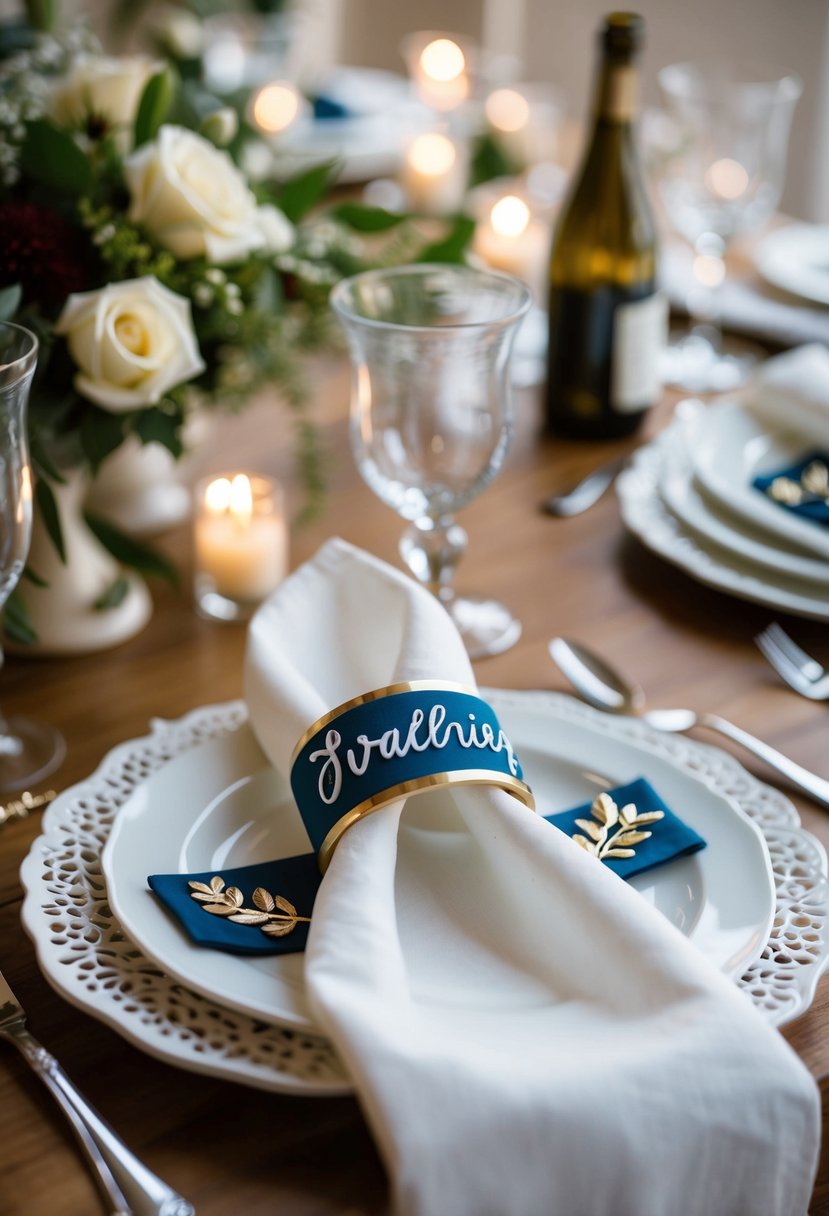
(616, 395, 829, 620)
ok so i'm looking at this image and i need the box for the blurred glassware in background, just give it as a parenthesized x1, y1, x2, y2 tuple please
(657, 61, 801, 392)
(0, 323, 65, 791)
(331, 265, 531, 659)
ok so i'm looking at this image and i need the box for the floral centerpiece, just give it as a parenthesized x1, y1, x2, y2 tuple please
(0, 12, 473, 646)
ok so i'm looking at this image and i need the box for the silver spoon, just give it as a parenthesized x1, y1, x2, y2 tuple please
(548, 637, 829, 809)
(541, 453, 629, 517)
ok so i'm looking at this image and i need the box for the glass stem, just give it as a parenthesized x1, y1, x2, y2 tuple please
(686, 232, 727, 352)
(399, 516, 468, 605)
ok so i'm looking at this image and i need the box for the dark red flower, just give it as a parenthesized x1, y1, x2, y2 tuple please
(0, 200, 92, 311)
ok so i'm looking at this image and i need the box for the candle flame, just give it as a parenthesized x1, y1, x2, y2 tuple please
(252, 81, 301, 134)
(419, 38, 465, 82)
(408, 132, 456, 176)
(704, 157, 749, 201)
(205, 477, 232, 513)
(490, 195, 530, 239)
(229, 473, 253, 521)
(485, 88, 530, 133)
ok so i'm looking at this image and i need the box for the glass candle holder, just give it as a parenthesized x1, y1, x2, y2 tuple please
(194, 472, 288, 622)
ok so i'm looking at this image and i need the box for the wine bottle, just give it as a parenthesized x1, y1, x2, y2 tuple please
(545, 12, 665, 439)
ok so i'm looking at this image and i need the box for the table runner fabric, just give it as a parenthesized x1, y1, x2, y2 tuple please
(245, 538, 819, 1216)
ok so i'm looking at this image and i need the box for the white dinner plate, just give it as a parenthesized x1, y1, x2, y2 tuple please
(691, 399, 829, 562)
(658, 421, 829, 587)
(21, 696, 829, 1096)
(754, 224, 829, 307)
(618, 432, 829, 621)
(103, 691, 775, 1033)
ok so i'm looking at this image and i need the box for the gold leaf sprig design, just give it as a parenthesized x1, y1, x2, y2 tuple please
(188, 876, 311, 939)
(767, 460, 829, 508)
(572, 793, 664, 862)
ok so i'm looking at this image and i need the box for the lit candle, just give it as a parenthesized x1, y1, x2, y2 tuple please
(472, 194, 549, 298)
(407, 35, 470, 111)
(484, 85, 559, 168)
(250, 80, 304, 136)
(194, 473, 288, 619)
(400, 131, 468, 215)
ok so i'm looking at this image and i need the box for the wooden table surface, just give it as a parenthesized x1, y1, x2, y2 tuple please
(1, 357, 827, 1215)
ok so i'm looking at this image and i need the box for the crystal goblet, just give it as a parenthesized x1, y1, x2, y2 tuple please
(658, 62, 801, 392)
(0, 321, 65, 791)
(331, 264, 531, 659)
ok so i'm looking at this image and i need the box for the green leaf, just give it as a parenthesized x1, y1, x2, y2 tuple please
(84, 511, 179, 585)
(468, 131, 519, 189)
(330, 202, 407, 232)
(417, 214, 476, 264)
(20, 121, 93, 197)
(277, 160, 340, 223)
(94, 574, 130, 611)
(23, 0, 55, 31)
(34, 477, 65, 564)
(79, 408, 126, 474)
(0, 284, 21, 322)
(135, 408, 183, 458)
(133, 67, 176, 149)
(3, 589, 37, 645)
(22, 565, 48, 588)
(31, 438, 67, 485)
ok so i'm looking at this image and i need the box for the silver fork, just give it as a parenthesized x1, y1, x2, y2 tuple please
(755, 623, 829, 701)
(0, 965, 194, 1215)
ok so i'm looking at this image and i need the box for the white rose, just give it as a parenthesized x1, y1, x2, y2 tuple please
(55, 277, 205, 413)
(124, 125, 294, 265)
(49, 54, 161, 131)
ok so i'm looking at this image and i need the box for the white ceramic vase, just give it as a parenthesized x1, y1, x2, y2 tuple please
(21, 469, 152, 655)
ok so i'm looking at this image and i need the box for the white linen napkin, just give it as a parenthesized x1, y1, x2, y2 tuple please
(245, 538, 819, 1216)
(742, 343, 829, 447)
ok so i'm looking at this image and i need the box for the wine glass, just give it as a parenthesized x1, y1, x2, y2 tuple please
(658, 62, 801, 392)
(0, 321, 65, 791)
(330, 264, 531, 659)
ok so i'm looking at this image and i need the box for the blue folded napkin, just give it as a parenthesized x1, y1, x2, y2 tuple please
(148, 776, 705, 957)
(753, 451, 829, 526)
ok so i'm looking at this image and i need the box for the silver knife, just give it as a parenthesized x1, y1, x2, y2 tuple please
(0, 966, 194, 1216)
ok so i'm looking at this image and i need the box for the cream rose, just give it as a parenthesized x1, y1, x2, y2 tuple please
(124, 125, 294, 265)
(50, 54, 161, 131)
(55, 277, 205, 413)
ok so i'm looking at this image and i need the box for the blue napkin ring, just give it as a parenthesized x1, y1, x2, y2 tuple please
(290, 681, 535, 870)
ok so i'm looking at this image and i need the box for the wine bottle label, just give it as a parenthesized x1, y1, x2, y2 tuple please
(611, 292, 667, 413)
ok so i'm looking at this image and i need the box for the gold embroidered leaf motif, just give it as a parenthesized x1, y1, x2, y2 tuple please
(253, 887, 275, 912)
(574, 817, 605, 843)
(190, 876, 311, 940)
(615, 830, 652, 847)
(769, 477, 804, 505)
(803, 460, 829, 496)
(262, 920, 296, 938)
(592, 793, 618, 827)
(571, 796, 665, 865)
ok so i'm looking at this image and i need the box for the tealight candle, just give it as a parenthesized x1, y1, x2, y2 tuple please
(194, 473, 288, 621)
(405, 34, 470, 111)
(400, 132, 468, 215)
(484, 85, 560, 167)
(250, 80, 304, 136)
(472, 194, 549, 298)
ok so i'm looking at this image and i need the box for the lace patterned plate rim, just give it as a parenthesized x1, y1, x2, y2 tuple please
(616, 432, 829, 622)
(103, 694, 775, 1027)
(18, 695, 829, 1101)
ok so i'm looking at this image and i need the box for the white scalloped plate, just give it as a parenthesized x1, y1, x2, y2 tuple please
(618, 432, 829, 621)
(19, 694, 829, 1097)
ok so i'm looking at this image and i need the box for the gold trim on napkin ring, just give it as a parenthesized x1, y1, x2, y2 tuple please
(290, 679, 479, 765)
(317, 768, 536, 873)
